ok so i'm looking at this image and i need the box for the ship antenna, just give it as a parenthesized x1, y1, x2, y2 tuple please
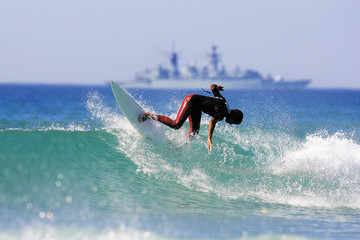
(170, 42, 180, 78)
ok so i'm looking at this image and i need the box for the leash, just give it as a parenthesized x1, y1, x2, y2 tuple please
(201, 88, 212, 94)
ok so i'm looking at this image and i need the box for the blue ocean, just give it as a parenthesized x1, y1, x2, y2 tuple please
(0, 83, 359, 239)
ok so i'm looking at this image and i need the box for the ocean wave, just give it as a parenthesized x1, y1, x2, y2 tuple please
(89, 91, 360, 209)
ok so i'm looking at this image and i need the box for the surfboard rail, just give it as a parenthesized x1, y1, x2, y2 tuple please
(111, 81, 168, 140)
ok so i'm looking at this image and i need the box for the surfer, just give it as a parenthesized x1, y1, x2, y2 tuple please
(140, 84, 243, 151)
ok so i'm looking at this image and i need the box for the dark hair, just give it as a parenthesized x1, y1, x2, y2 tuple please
(229, 109, 243, 124)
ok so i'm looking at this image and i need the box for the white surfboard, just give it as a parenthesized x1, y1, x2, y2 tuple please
(111, 81, 168, 140)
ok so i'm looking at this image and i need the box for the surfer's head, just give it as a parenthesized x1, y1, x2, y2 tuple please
(226, 109, 243, 125)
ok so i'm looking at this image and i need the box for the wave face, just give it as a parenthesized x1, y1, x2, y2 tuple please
(0, 84, 359, 239)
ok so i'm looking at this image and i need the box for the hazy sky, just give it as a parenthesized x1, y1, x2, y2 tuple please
(1, 0, 359, 88)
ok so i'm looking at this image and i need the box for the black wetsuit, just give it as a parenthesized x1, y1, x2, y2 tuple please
(154, 87, 229, 136)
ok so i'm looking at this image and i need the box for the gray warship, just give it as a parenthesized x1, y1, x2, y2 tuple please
(125, 46, 311, 89)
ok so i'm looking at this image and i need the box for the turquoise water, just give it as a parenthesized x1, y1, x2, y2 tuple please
(0, 84, 359, 239)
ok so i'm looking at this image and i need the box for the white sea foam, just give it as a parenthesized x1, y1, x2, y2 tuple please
(265, 131, 360, 208)
(270, 131, 360, 177)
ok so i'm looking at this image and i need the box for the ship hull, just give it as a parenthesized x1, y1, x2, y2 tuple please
(262, 79, 311, 90)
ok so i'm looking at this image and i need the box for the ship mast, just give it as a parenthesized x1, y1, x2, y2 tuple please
(170, 43, 180, 78)
(209, 45, 220, 74)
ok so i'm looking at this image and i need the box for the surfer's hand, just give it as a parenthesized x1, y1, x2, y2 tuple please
(207, 138, 213, 152)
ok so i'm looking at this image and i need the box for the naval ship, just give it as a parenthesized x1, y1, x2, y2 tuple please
(124, 46, 311, 90)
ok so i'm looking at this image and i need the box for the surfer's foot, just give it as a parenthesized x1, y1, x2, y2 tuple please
(139, 113, 149, 122)
(139, 112, 157, 122)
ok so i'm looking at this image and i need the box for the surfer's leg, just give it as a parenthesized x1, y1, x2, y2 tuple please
(187, 109, 201, 139)
(152, 94, 194, 129)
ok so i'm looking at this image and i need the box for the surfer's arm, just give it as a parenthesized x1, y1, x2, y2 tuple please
(207, 117, 218, 152)
(210, 84, 225, 100)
